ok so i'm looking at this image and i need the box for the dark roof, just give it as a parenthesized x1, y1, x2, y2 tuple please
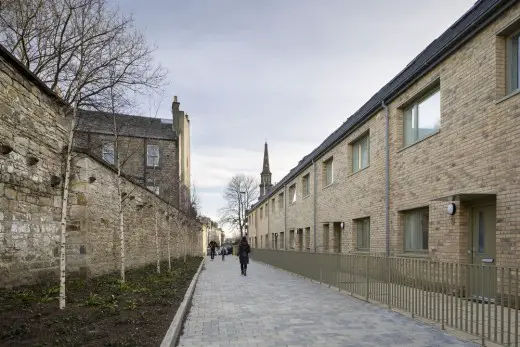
(0, 44, 66, 105)
(250, 0, 514, 211)
(76, 109, 176, 140)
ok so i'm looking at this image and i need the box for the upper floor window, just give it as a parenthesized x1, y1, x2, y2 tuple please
(147, 145, 159, 167)
(260, 207, 263, 219)
(102, 142, 115, 164)
(507, 31, 520, 93)
(302, 174, 310, 197)
(271, 198, 276, 212)
(278, 193, 284, 210)
(404, 89, 440, 147)
(352, 134, 369, 173)
(404, 207, 429, 253)
(289, 184, 296, 203)
(323, 157, 333, 187)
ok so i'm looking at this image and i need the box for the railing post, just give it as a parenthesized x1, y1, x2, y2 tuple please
(366, 255, 369, 302)
(388, 256, 391, 309)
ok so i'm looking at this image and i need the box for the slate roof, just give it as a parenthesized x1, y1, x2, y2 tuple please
(249, 0, 514, 211)
(76, 109, 176, 140)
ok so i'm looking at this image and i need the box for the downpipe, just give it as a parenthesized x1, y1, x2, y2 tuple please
(382, 100, 390, 257)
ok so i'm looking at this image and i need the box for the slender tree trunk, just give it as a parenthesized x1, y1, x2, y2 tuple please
(167, 218, 171, 271)
(154, 194, 160, 273)
(59, 104, 76, 310)
(117, 175, 125, 282)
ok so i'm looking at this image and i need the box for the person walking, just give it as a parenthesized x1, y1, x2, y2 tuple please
(238, 236, 251, 276)
(221, 245, 226, 261)
(209, 241, 216, 260)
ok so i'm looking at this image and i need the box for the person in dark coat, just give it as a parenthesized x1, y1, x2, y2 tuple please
(238, 236, 251, 276)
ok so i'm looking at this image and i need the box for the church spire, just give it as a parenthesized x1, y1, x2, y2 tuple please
(259, 142, 273, 197)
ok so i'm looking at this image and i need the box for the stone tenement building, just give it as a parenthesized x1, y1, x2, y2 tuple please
(0, 43, 201, 287)
(75, 97, 192, 213)
(247, 0, 520, 269)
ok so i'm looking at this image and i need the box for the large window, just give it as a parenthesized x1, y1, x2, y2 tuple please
(147, 144, 160, 167)
(356, 218, 370, 251)
(102, 142, 115, 164)
(271, 198, 275, 213)
(323, 157, 333, 187)
(278, 193, 284, 210)
(404, 208, 429, 252)
(302, 174, 310, 197)
(508, 31, 520, 93)
(404, 89, 440, 146)
(260, 207, 263, 219)
(322, 224, 330, 251)
(289, 184, 296, 203)
(352, 134, 370, 173)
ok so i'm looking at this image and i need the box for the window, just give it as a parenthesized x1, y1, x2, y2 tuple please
(404, 89, 440, 146)
(356, 218, 370, 251)
(302, 174, 310, 197)
(271, 198, 275, 213)
(289, 230, 295, 249)
(323, 157, 333, 187)
(404, 208, 429, 252)
(278, 193, 284, 210)
(508, 31, 520, 93)
(352, 134, 370, 172)
(260, 207, 263, 219)
(147, 145, 160, 167)
(289, 184, 296, 203)
(102, 142, 115, 164)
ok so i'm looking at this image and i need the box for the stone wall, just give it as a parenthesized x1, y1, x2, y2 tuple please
(0, 52, 68, 286)
(67, 153, 201, 278)
(0, 48, 201, 287)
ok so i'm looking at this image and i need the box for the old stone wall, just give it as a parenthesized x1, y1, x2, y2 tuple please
(67, 154, 201, 278)
(0, 50, 201, 287)
(0, 53, 67, 286)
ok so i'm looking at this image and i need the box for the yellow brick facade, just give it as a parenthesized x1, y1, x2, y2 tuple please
(247, 2, 520, 268)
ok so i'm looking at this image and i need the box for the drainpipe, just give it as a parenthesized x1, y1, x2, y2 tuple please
(284, 184, 287, 250)
(312, 159, 317, 253)
(382, 100, 390, 257)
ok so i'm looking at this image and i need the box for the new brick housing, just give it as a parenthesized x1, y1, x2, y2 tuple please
(247, 0, 520, 268)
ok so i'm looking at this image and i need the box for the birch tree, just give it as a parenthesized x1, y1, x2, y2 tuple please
(0, 0, 166, 308)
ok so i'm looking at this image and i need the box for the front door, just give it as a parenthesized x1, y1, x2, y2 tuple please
(471, 203, 496, 299)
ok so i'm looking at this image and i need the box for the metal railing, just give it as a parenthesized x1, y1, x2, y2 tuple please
(252, 249, 520, 347)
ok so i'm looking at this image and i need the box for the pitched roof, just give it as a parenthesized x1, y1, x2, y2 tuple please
(76, 109, 176, 140)
(249, 0, 514, 211)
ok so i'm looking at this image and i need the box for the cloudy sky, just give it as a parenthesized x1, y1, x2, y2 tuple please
(118, 0, 475, 231)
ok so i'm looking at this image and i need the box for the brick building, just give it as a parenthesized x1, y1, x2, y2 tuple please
(75, 97, 192, 212)
(247, 0, 520, 268)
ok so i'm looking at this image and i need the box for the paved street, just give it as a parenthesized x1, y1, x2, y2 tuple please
(178, 256, 478, 347)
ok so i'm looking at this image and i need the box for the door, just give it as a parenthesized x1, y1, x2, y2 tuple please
(471, 203, 496, 300)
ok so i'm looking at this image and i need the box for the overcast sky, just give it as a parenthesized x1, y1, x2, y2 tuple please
(118, 0, 475, 233)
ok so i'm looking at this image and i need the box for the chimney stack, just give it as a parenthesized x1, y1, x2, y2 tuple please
(172, 95, 180, 111)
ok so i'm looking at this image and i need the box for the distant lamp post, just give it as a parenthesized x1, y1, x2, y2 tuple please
(240, 190, 246, 237)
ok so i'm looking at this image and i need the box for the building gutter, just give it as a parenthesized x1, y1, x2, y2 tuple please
(382, 101, 390, 257)
(312, 159, 317, 253)
(284, 184, 287, 250)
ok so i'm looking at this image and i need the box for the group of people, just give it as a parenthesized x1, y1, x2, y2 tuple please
(208, 237, 251, 276)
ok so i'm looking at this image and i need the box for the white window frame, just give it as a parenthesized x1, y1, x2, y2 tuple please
(352, 134, 370, 173)
(323, 158, 333, 187)
(403, 88, 441, 147)
(289, 184, 296, 204)
(147, 144, 160, 167)
(102, 142, 115, 164)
